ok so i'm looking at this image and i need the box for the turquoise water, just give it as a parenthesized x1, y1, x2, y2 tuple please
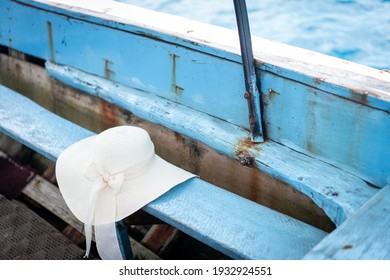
(117, 0, 389, 70)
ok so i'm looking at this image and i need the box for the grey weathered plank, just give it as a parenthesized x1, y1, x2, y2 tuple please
(304, 184, 390, 260)
(22, 175, 83, 232)
(0, 84, 327, 259)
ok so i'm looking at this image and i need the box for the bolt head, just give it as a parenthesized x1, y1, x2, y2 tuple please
(240, 155, 253, 166)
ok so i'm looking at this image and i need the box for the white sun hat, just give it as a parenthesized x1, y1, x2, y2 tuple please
(56, 125, 195, 258)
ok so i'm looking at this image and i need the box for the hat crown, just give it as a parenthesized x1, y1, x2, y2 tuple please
(92, 126, 154, 173)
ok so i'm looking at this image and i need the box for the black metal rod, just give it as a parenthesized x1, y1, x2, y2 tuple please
(233, 0, 264, 142)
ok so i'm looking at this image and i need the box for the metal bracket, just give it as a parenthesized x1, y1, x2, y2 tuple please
(233, 0, 264, 143)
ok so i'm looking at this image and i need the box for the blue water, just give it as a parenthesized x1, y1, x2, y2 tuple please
(117, 0, 390, 70)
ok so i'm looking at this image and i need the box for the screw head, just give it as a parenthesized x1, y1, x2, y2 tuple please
(240, 155, 254, 167)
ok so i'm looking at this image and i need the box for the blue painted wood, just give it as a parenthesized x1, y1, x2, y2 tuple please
(0, 85, 93, 161)
(0, 0, 249, 129)
(304, 184, 390, 260)
(46, 62, 378, 226)
(260, 63, 390, 113)
(0, 84, 327, 259)
(261, 71, 390, 188)
(146, 178, 325, 260)
(1, 0, 389, 190)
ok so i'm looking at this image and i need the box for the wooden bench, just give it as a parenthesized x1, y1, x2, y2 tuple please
(304, 184, 390, 259)
(0, 84, 328, 259)
(2, 78, 390, 260)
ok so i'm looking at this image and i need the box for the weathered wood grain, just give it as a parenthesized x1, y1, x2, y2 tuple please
(46, 62, 378, 226)
(261, 71, 390, 188)
(23, 0, 390, 102)
(1, 0, 389, 188)
(1, 53, 335, 231)
(0, 85, 327, 259)
(141, 225, 179, 255)
(304, 185, 390, 260)
(1, 0, 387, 222)
(23, 176, 83, 232)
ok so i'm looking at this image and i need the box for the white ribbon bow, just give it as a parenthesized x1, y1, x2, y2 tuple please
(82, 154, 154, 258)
(83, 163, 126, 258)
(85, 163, 124, 194)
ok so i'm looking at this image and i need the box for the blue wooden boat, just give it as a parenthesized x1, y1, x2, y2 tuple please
(0, 0, 389, 260)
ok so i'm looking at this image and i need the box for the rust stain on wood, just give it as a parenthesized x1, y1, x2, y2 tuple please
(235, 137, 260, 167)
(100, 100, 117, 127)
(104, 59, 115, 80)
(350, 90, 369, 105)
(15, 62, 21, 77)
(342, 244, 353, 250)
(313, 77, 326, 85)
(170, 53, 184, 95)
(348, 89, 383, 106)
(267, 88, 280, 101)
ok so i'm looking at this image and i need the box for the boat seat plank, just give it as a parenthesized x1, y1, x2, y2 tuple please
(0, 84, 326, 259)
(303, 184, 390, 260)
(46, 62, 378, 227)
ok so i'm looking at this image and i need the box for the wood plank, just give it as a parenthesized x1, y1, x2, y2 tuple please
(304, 185, 390, 260)
(141, 225, 179, 255)
(0, 85, 327, 259)
(22, 176, 83, 232)
(261, 71, 390, 188)
(144, 178, 326, 259)
(46, 63, 378, 226)
(2, 0, 390, 128)
(20, 0, 390, 95)
(0, 85, 93, 162)
(1, 53, 335, 232)
(1, 0, 250, 129)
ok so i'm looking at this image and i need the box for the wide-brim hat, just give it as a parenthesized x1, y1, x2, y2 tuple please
(56, 125, 195, 226)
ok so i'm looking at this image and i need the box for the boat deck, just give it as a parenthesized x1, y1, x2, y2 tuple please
(0, 194, 86, 260)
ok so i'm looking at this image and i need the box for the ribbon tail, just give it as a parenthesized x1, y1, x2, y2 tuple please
(83, 180, 105, 258)
(94, 190, 123, 259)
(84, 224, 93, 258)
(95, 222, 127, 260)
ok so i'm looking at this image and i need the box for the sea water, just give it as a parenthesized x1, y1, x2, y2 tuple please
(116, 0, 389, 70)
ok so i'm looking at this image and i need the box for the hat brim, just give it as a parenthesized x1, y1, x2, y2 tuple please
(56, 135, 195, 225)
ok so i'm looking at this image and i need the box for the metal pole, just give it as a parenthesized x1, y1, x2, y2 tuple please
(233, 0, 264, 143)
